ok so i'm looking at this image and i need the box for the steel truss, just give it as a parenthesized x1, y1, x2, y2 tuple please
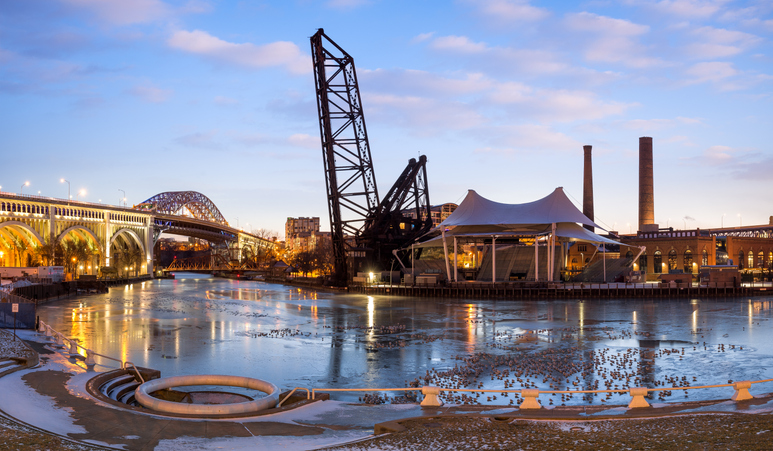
(136, 191, 229, 226)
(311, 29, 432, 285)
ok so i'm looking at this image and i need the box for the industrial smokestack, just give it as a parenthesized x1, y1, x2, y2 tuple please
(638, 137, 655, 231)
(582, 145, 594, 232)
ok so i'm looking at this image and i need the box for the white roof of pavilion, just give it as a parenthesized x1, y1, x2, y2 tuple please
(418, 187, 621, 246)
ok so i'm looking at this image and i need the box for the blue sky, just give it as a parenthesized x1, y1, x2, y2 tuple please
(1, 0, 771, 236)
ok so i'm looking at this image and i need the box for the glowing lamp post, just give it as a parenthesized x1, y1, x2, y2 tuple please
(61, 179, 70, 204)
(20, 181, 29, 195)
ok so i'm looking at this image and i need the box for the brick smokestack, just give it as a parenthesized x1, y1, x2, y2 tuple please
(638, 137, 654, 231)
(582, 145, 594, 232)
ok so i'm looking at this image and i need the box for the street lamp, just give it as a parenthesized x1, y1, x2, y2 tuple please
(118, 189, 126, 207)
(76, 189, 86, 201)
(20, 181, 29, 195)
(61, 179, 70, 204)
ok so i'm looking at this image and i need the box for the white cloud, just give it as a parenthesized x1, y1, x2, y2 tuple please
(685, 26, 762, 59)
(427, 35, 568, 76)
(287, 133, 319, 149)
(490, 86, 633, 122)
(167, 30, 308, 74)
(411, 32, 435, 44)
(631, 0, 729, 18)
(620, 117, 703, 131)
(366, 93, 486, 135)
(685, 61, 738, 83)
(361, 69, 493, 96)
(476, 124, 580, 153)
(326, 0, 370, 9)
(463, 0, 550, 23)
(430, 35, 488, 54)
(564, 12, 663, 68)
(59, 0, 170, 25)
(565, 12, 649, 36)
(127, 85, 171, 103)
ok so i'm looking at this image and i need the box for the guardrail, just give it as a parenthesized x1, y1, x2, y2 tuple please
(37, 321, 145, 383)
(310, 379, 772, 409)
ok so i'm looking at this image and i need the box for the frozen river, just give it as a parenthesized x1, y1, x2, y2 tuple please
(37, 274, 773, 406)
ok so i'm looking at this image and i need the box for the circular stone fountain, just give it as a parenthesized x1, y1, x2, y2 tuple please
(134, 375, 280, 415)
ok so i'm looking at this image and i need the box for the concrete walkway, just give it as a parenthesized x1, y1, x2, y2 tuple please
(2, 329, 773, 450)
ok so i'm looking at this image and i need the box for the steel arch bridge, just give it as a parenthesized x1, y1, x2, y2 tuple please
(0, 190, 274, 277)
(135, 191, 229, 226)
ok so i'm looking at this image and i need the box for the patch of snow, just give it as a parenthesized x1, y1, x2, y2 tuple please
(0, 370, 87, 436)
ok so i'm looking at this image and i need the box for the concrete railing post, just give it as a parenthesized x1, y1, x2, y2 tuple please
(54, 333, 65, 348)
(731, 381, 753, 401)
(38, 321, 47, 334)
(628, 387, 650, 408)
(420, 386, 443, 407)
(44, 325, 53, 338)
(67, 339, 79, 356)
(519, 389, 541, 409)
(85, 350, 96, 367)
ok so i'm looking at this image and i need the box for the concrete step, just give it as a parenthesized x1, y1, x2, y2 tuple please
(101, 374, 136, 398)
(112, 382, 140, 402)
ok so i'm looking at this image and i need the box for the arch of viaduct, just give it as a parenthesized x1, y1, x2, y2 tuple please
(0, 191, 274, 276)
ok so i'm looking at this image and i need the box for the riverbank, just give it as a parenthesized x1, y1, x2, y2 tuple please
(2, 328, 773, 450)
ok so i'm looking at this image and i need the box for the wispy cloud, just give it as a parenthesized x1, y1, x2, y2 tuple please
(564, 12, 664, 68)
(684, 26, 762, 59)
(167, 30, 308, 74)
(128, 85, 172, 103)
(462, 0, 550, 24)
(58, 0, 171, 26)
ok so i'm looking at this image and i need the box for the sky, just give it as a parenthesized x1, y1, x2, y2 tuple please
(1, 0, 771, 237)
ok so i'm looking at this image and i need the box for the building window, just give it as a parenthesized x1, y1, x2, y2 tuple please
(749, 251, 754, 268)
(668, 250, 678, 271)
(639, 253, 647, 274)
(739, 251, 744, 269)
(702, 249, 708, 266)
(578, 245, 587, 252)
(759, 251, 764, 268)
(653, 251, 662, 273)
(625, 250, 633, 259)
(684, 250, 693, 273)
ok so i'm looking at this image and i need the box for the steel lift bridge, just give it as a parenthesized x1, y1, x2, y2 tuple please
(311, 29, 433, 286)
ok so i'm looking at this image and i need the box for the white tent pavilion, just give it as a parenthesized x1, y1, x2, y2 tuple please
(420, 187, 642, 283)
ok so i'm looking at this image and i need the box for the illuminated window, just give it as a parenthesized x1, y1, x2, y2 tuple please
(702, 249, 708, 266)
(668, 249, 678, 271)
(748, 251, 754, 268)
(684, 250, 693, 273)
(759, 251, 764, 268)
(639, 252, 648, 273)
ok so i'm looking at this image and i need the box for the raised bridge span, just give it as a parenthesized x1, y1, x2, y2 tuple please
(0, 190, 274, 276)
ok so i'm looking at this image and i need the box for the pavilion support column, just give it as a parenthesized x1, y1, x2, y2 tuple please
(441, 228, 452, 283)
(551, 223, 557, 282)
(492, 237, 497, 284)
(453, 237, 458, 283)
(534, 238, 539, 282)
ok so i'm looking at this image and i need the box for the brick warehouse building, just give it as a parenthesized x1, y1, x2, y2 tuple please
(619, 226, 773, 282)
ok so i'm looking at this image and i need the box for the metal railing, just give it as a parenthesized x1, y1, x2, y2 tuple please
(38, 321, 144, 383)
